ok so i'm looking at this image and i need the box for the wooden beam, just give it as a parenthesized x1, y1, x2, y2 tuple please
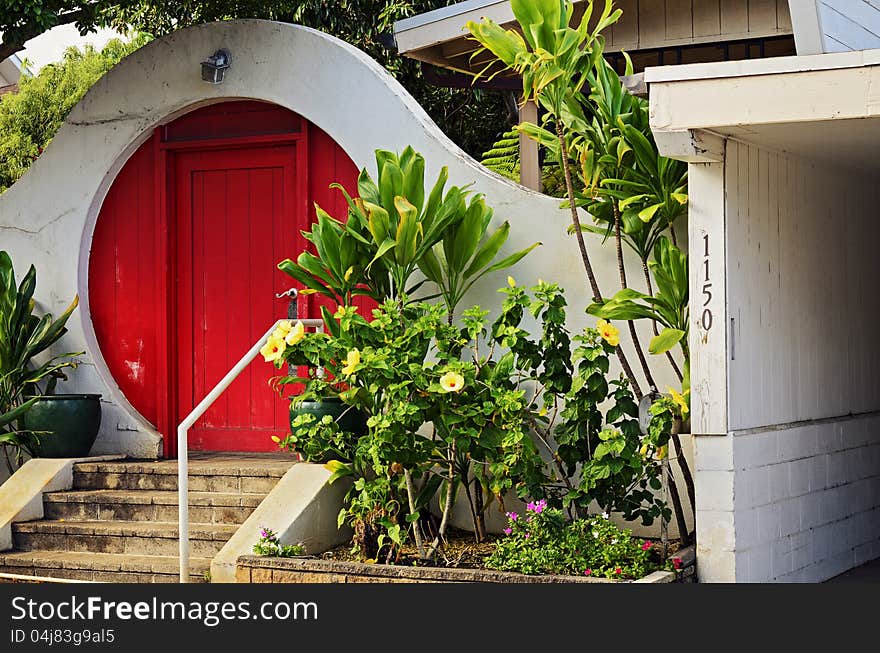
(653, 129, 725, 163)
(518, 100, 541, 191)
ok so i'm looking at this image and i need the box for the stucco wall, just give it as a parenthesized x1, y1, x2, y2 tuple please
(0, 20, 682, 460)
(696, 139, 880, 582)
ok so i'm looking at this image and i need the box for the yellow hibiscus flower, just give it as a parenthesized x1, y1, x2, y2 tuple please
(260, 336, 286, 363)
(341, 349, 360, 376)
(272, 320, 293, 341)
(439, 371, 465, 393)
(669, 387, 690, 418)
(507, 275, 516, 288)
(284, 320, 305, 346)
(596, 319, 620, 347)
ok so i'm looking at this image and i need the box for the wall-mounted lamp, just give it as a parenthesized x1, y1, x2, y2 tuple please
(201, 48, 231, 84)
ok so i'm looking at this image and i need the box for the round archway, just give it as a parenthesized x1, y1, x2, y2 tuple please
(89, 100, 369, 455)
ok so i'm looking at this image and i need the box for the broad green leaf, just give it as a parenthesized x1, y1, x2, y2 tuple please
(638, 203, 662, 222)
(649, 328, 685, 355)
(464, 221, 510, 277)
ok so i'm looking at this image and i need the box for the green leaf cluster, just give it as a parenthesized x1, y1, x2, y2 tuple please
(486, 505, 660, 579)
(0, 250, 83, 468)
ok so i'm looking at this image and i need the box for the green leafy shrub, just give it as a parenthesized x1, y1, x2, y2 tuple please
(268, 281, 668, 565)
(0, 36, 150, 193)
(486, 501, 660, 579)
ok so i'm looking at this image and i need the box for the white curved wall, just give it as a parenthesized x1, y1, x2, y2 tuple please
(0, 20, 681, 459)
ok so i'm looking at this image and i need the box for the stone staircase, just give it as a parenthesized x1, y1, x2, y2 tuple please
(0, 453, 295, 583)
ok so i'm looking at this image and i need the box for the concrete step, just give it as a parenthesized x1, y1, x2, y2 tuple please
(12, 520, 239, 557)
(0, 551, 211, 583)
(73, 455, 294, 492)
(43, 490, 265, 524)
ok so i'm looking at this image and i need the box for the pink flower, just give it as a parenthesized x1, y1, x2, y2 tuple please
(506, 512, 518, 521)
(526, 499, 547, 514)
(503, 527, 512, 536)
(584, 569, 592, 576)
(615, 568, 622, 575)
(673, 557, 682, 570)
(641, 540, 652, 551)
(524, 532, 530, 539)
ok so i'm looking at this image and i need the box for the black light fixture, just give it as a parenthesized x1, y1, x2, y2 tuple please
(201, 48, 231, 84)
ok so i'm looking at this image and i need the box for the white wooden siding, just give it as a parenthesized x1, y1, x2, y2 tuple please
(719, 139, 880, 582)
(725, 139, 880, 432)
(606, 0, 793, 50)
(817, 0, 880, 52)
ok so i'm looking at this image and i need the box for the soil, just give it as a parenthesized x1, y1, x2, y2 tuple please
(319, 528, 500, 569)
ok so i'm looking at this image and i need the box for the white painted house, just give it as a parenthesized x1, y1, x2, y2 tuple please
(1, 0, 877, 583)
(0, 19, 685, 581)
(395, 0, 880, 582)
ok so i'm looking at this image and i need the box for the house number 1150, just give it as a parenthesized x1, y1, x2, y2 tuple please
(701, 233, 713, 331)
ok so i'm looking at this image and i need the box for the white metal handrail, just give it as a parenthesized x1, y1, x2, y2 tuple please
(177, 317, 325, 582)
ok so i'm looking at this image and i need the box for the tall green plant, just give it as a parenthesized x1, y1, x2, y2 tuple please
(280, 147, 472, 305)
(469, 0, 695, 544)
(467, 0, 644, 399)
(418, 197, 540, 322)
(0, 251, 82, 469)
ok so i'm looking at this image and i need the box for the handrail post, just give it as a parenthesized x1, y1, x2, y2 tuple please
(177, 427, 189, 583)
(177, 317, 325, 583)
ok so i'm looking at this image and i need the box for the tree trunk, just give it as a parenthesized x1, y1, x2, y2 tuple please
(612, 202, 656, 392)
(670, 416, 696, 517)
(473, 473, 487, 542)
(403, 469, 426, 559)
(666, 465, 691, 548)
(555, 122, 643, 399)
(461, 465, 483, 542)
(426, 443, 456, 559)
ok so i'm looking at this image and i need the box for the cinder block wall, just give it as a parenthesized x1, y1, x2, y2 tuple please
(722, 140, 880, 582)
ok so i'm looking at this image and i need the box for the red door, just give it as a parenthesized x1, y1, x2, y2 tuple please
(89, 101, 364, 457)
(174, 145, 301, 451)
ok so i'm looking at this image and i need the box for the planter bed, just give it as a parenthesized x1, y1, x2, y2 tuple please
(235, 556, 676, 584)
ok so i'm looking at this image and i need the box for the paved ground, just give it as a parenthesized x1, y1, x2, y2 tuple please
(825, 558, 880, 583)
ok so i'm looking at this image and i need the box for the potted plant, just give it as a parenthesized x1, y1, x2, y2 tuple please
(0, 250, 98, 469)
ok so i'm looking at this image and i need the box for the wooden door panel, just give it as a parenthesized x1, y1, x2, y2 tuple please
(176, 146, 299, 451)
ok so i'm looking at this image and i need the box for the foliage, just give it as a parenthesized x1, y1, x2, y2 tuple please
(467, 0, 618, 122)
(268, 280, 668, 562)
(252, 527, 305, 557)
(479, 128, 567, 196)
(0, 2, 512, 165)
(281, 147, 475, 304)
(572, 57, 688, 264)
(279, 145, 538, 321)
(468, 0, 694, 543)
(588, 236, 690, 365)
(0, 251, 82, 468)
(486, 501, 662, 579)
(479, 128, 519, 182)
(0, 35, 150, 192)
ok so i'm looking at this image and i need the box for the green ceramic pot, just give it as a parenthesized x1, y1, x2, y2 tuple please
(23, 394, 102, 458)
(289, 397, 367, 436)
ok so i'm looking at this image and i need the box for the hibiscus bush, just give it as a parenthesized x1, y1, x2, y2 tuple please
(265, 280, 669, 565)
